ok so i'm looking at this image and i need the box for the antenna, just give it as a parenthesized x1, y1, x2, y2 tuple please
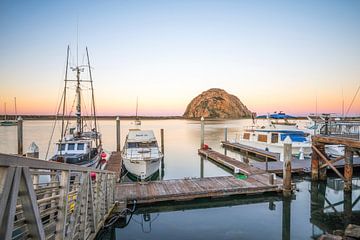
(76, 17, 79, 67)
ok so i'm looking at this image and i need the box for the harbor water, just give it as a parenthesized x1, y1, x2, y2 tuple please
(0, 119, 359, 239)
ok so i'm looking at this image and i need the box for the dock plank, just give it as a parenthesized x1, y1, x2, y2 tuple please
(114, 175, 282, 204)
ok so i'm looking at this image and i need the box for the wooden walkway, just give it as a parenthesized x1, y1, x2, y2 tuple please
(221, 141, 280, 161)
(198, 148, 266, 175)
(105, 151, 123, 180)
(114, 175, 283, 204)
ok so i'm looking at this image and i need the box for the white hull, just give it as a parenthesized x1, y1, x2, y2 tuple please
(123, 156, 161, 180)
(237, 139, 312, 161)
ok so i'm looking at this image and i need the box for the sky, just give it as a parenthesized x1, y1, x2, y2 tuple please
(0, 0, 359, 116)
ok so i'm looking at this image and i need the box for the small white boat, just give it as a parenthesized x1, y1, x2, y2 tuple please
(234, 112, 312, 160)
(122, 129, 163, 180)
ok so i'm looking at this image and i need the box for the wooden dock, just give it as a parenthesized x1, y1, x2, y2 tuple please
(198, 148, 266, 175)
(105, 151, 123, 180)
(221, 141, 280, 161)
(114, 175, 283, 204)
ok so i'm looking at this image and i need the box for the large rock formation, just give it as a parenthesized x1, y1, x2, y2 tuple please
(183, 88, 252, 119)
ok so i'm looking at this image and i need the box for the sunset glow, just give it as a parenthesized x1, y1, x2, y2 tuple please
(0, 1, 359, 116)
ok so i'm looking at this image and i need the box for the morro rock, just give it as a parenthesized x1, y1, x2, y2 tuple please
(183, 88, 252, 119)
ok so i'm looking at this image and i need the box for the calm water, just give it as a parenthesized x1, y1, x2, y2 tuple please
(0, 119, 359, 239)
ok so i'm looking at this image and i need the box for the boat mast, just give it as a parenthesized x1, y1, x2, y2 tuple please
(60, 46, 70, 151)
(75, 65, 82, 136)
(86, 47, 99, 147)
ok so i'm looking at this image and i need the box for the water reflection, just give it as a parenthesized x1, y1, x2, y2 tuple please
(310, 178, 360, 238)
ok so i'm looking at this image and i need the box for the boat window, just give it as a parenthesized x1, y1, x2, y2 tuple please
(138, 142, 157, 148)
(257, 134, 268, 142)
(271, 133, 278, 143)
(243, 133, 250, 140)
(77, 143, 85, 150)
(58, 144, 66, 151)
(68, 143, 75, 150)
(128, 142, 138, 148)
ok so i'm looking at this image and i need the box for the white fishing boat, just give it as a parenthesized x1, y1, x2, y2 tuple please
(122, 129, 163, 180)
(233, 112, 312, 160)
(49, 46, 103, 168)
(304, 114, 360, 156)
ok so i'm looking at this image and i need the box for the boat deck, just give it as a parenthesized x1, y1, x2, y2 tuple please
(114, 175, 283, 204)
(221, 141, 280, 161)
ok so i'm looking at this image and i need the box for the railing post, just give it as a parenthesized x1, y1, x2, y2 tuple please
(116, 117, 121, 152)
(283, 136, 292, 197)
(224, 127, 228, 142)
(17, 116, 23, 155)
(55, 170, 69, 240)
(200, 117, 204, 149)
(160, 128, 164, 154)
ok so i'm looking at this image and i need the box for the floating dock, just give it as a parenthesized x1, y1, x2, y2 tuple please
(198, 148, 266, 175)
(221, 141, 280, 161)
(114, 175, 282, 205)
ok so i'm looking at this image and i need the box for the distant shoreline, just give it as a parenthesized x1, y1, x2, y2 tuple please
(1, 115, 360, 121)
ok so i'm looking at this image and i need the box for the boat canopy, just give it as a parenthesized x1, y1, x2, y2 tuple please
(127, 130, 156, 143)
(256, 113, 296, 119)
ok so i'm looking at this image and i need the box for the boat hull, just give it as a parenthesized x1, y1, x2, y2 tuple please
(236, 140, 312, 160)
(122, 156, 161, 180)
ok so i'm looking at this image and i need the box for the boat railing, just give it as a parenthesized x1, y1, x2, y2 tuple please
(0, 153, 116, 240)
(124, 148, 162, 160)
(319, 122, 360, 139)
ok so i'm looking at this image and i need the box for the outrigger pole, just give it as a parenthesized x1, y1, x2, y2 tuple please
(60, 45, 70, 156)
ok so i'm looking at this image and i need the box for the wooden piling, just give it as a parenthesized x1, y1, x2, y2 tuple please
(116, 117, 120, 152)
(224, 128, 228, 142)
(318, 144, 327, 181)
(200, 117, 204, 148)
(344, 147, 353, 191)
(160, 129, 164, 154)
(17, 116, 23, 155)
(311, 144, 319, 181)
(283, 137, 292, 197)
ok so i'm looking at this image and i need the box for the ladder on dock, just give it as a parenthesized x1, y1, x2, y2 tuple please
(0, 153, 116, 240)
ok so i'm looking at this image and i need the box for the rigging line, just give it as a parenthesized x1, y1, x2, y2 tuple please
(45, 90, 65, 160)
(64, 94, 77, 135)
(345, 84, 360, 117)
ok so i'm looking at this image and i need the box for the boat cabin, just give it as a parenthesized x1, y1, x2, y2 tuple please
(242, 130, 309, 144)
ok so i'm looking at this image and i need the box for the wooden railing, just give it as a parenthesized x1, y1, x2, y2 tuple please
(0, 153, 116, 240)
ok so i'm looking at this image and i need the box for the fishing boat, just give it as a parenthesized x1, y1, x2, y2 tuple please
(122, 129, 163, 180)
(49, 46, 102, 167)
(304, 114, 360, 156)
(233, 112, 312, 160)
(0, 98, 18, 126)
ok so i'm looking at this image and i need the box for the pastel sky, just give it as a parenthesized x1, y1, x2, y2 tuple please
(0, 0, 359, 116)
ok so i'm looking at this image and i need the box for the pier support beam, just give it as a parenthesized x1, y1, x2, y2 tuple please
(116, 117, 120, 152)
(17, 116, 23, 155)
(344, 147, 353, 192)
(283, 137, 292, 197)
(200, 117, 204, 149)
